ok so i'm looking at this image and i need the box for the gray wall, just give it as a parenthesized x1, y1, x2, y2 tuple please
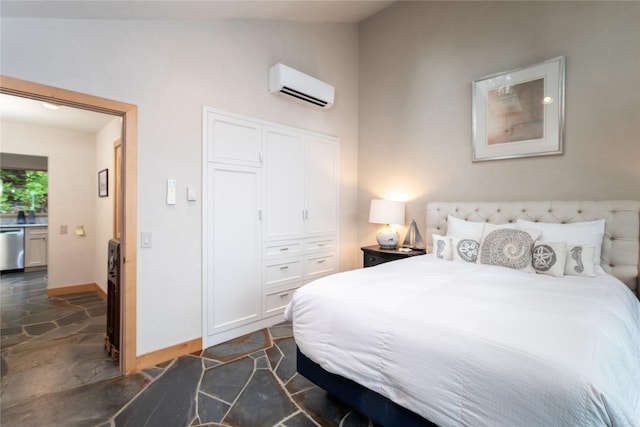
(358, 1, 640, 246)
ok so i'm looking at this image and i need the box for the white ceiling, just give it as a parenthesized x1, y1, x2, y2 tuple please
(0, 0, 396, 23)
(0, 1, 396, 133)
(0, 94, 118, 134)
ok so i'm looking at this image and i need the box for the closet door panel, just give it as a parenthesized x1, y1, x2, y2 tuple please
(263, 128, 305, 240)
(207, 163, 262, 333)
(305, 136, 338, 236)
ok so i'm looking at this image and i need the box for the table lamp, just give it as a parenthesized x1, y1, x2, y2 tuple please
(369, 199, 405, 249)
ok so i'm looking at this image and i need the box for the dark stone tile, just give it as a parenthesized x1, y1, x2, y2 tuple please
(1, 309, 29, 325)
(266, 342, 283, 370)
(292, 386, 352, 427)
(269, 322, 293, 338)
(142, 366, 165, 379)
(255, 356, 269, 370)
(24, 322, 56, 336)
(9, 308, 77, 326)
(202, 329, 271, 362)
(114, 355, 202, 427)
(71, 359, 120, 384)
(79, 324, 106, 333)
(0, 373, 149, 427)
(200, 356, 253, 403)
(1, 352, 7, 378)
(274, 337, 297, 384)
(223, 370, 297, 427)
(286, 373, 316, 395)
(341, 409, 372, 427)
(1, 325, 23, 336)
(197, 392, 229, 424)
(56, 310, 89, 326)
(203, 359, 221, 369)
(87, 305, 106, 317)
(282, 411, 320, 427)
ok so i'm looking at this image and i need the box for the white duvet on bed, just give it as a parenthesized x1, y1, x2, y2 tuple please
(284, 255, 640, 427)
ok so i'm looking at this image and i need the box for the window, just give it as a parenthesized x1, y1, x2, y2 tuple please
(0, 169, 48, 214)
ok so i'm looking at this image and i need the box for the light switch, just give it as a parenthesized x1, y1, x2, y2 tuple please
(141, 232, 152, 248)
(187, 186, 197, 201)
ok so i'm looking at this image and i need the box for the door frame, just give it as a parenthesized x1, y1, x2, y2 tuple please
(1, 76, 139, 374)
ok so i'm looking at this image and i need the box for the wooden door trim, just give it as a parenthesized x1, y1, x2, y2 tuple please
(1, 75, 138, 374)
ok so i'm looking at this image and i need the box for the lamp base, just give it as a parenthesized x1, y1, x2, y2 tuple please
(376, 225, 399, 249)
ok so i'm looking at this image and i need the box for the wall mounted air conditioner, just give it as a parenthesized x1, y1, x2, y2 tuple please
(269, 63, 335, 109)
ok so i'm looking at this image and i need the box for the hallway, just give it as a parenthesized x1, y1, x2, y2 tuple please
(1, 271, 120, 406)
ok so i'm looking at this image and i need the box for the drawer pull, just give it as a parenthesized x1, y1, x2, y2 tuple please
(317, 243, 325, 247)
(279, 266, 289, 270)
(279, 248, 289, 251)
(317, 259, 326, 263)
(279, 292, 290, 298)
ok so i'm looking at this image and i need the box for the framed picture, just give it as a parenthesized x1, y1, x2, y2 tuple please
(472, 56, 565, 162)
(98, 168, 109, 197)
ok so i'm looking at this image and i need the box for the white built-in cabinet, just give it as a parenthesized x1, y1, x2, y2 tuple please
(203, 108, 339, 347)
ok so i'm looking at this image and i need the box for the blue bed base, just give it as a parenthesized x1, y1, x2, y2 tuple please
(296, 347, 437, 427)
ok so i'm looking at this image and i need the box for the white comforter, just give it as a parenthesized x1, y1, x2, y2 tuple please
(284, 255, 640, 427)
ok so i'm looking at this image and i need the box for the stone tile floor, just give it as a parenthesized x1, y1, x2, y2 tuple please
(1, 271, 378, 427)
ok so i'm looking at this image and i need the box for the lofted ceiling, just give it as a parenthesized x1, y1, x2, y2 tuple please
(0, 0, 397, 23)
(0, 1, 396, 133)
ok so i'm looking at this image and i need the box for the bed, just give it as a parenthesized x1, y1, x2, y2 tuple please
(284, 201, 640, 427)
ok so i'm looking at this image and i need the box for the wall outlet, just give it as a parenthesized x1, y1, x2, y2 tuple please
(60, 225, 68, 234)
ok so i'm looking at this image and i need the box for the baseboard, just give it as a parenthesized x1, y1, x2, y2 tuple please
(47, 283, 107, 301)
(136, 337, 202, 370)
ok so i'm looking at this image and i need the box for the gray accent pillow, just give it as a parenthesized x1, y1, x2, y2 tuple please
(532, 241, 567, 277)
(479, 228, 541, 273)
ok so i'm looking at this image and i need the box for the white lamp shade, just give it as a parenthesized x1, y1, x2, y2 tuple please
(369, 199, 405, 225)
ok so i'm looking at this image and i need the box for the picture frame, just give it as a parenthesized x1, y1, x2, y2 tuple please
(98, 168, 109, 197)
(472, 56, 565, 162)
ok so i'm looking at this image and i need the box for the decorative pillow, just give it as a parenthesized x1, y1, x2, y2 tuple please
(478, 228, 541, 273)
(446, 215, 485, 242)
(564, 244, 596, 277)
(432, 234, 453, 261)
(516, 219, 605, 266)
(451, 236, 481, 263)
(532, 241, 567, 277)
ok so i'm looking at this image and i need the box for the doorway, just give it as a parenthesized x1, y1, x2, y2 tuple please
(0, 76, 138, 374)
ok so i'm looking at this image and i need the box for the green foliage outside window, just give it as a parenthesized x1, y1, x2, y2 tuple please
(0, 169, 48, 214)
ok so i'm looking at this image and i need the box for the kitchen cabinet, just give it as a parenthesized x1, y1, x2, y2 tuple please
(25, 226, 47, 269)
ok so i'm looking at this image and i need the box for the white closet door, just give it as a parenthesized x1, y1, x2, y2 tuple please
(263, 128, 306, 240)
(305, 136, 338, 236)
(207, 163, 262, 334)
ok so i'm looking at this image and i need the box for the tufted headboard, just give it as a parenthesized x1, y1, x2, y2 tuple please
(426, 201, 640, 296)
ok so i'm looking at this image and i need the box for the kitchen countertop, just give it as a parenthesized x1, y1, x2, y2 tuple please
(0, 224, 48, 228)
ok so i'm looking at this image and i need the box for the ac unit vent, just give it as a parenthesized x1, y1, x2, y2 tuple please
(269, 63, 334, 109)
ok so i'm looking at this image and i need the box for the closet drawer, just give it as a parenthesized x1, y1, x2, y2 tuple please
(305, 237, 336, 254)
(263, 286, 298, 317)
(304, 253, 337, 282)
(263, 259, 303, 288)
(263, 240, 303, 259)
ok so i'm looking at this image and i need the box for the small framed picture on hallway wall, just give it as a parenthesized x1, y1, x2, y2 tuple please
(98, 168, 109, 197)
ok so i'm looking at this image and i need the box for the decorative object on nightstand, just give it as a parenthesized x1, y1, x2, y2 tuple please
(369, 199, 405, 249)
(361, 245, 426, 268)
(402, 219, 425, 250)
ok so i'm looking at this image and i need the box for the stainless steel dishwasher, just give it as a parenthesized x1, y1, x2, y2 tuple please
(1, 227, 25, 271)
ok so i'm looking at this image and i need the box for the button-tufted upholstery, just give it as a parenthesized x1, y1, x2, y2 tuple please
(426, 201, 640, 296)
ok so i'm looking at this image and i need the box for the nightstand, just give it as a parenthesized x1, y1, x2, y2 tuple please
(361, 245, 426, 268)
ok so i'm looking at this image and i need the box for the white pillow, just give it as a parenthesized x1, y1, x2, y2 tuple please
(478, 227, 541, 273)
(446, 215, 485, 241)
(532, 241, 567, 277)
(451, 236, 481, 263)
(432, 234, 453, 260)
(565, 244, 596, 277)
(516, 219, 605, 265)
